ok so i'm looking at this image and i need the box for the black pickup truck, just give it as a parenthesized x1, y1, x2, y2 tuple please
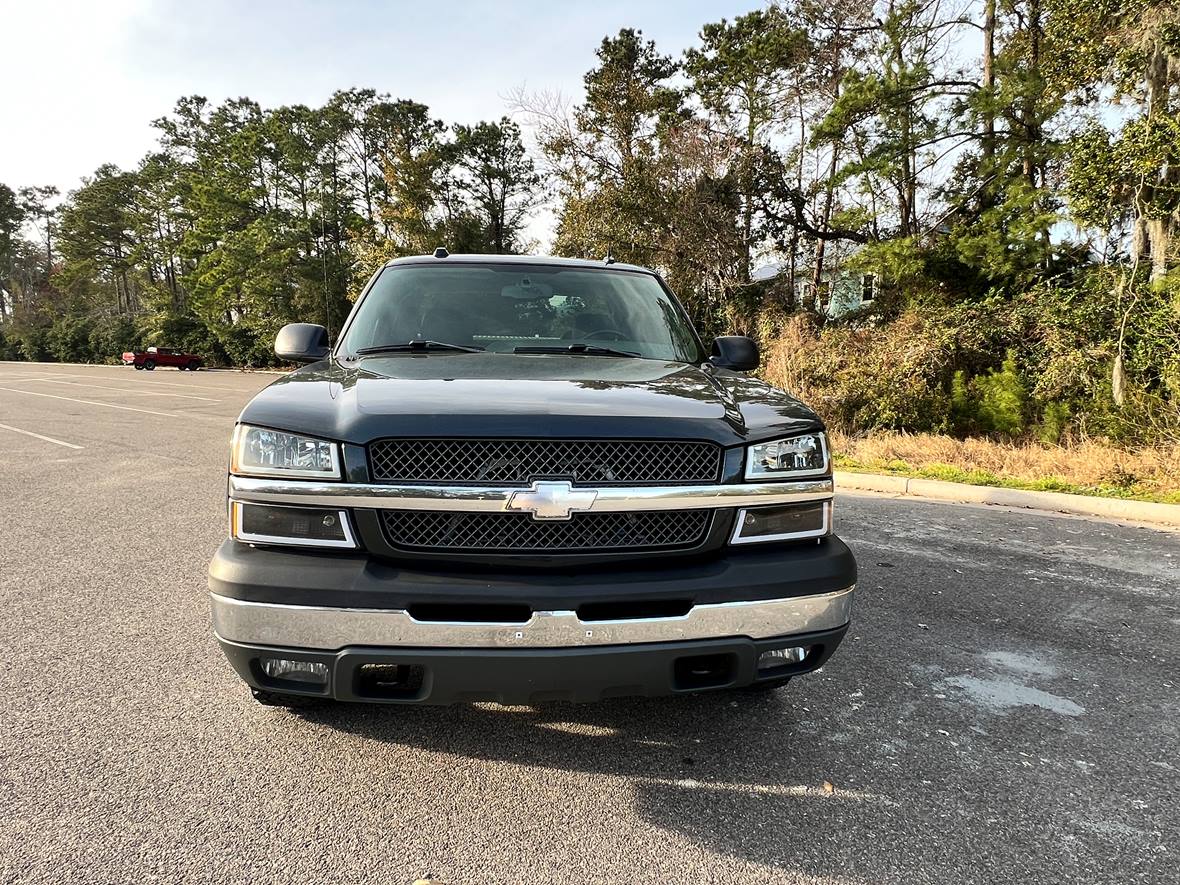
(208, 253, 856, 706)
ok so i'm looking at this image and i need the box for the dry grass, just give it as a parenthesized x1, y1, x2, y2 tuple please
(830, 431, 1180, 504)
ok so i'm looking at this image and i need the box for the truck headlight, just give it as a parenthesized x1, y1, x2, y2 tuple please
(231, 424, 341, 479)
(745, 432, 829, 480)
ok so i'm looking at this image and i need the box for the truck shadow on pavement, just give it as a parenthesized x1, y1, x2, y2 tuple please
(291, 679, 1107, 883)
(281, 524, 1178, 883)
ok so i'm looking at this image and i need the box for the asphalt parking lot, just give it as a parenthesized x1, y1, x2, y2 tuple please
(0, 360, 1177, 884)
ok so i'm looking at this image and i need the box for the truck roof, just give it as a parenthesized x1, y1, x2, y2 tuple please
(383, 253, 657, 275)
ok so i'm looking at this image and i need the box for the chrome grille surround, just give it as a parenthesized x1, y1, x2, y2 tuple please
(228, 475, 835, 514)
(379, 509, 712, 554)
(368, 438, 722, 486)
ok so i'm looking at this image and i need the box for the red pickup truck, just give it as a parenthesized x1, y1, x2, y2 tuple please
(121, 347, 204, 371)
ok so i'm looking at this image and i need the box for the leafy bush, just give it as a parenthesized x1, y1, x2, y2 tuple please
(1037, 402, 1071, 444)
(46, 315, 95, 363)
(971, 352, 1027, 435)
(763, 312, 955, 433)
(10, 324, 50, 361)
(0, 327, 16, 360)
(87, 315, 140, 363)
(760, 267, 1179, 446)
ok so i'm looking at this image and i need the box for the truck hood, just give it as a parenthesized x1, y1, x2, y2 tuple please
(239, 354, 823, 447)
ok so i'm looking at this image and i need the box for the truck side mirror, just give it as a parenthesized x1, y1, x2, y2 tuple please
(710, 336, 759, 371)
(275, 323, 330, 363)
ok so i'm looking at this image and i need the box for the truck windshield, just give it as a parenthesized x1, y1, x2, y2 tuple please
(340, 264, 704, 363)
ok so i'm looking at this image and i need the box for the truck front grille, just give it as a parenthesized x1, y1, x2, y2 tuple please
(368, 438, 722, 486)
(379, 509, 713, 553)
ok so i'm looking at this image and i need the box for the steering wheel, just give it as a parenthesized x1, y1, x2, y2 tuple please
(583, 328, 628, 342)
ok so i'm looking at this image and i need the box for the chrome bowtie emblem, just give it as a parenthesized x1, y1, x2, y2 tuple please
(506, 480, 598, 520)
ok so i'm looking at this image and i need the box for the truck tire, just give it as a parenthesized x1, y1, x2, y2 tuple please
(134, 364, 144, 371)
(250, 687, 327, 709)
(144, 359, 156, 370)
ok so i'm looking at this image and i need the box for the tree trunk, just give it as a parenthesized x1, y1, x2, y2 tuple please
(1144, 40, 1174, 282)
(811, 144, 842, 305)
(1022, 0, 1042, 189)
(982, 0, 996, 168)
(739, 105, 756, 285)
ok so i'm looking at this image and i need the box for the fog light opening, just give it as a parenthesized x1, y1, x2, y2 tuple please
(261, 658, 329, 686)
(757, 646, 809, 673)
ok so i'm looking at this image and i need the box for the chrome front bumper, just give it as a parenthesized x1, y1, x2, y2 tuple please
(210, 586, 855, 652)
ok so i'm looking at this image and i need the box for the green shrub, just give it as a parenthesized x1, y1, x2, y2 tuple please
(1037, 402, 1071, 444)
(973, 351, 1026, 435)
(763, 312, 955, 434)
(0, 327, 16, 360)
(46, 315, 95, 363)
(951, 370, 972, 428)
(760, 267, 1177, 446)
(12, 325, 50, 361)
(87, 315, 140, 363)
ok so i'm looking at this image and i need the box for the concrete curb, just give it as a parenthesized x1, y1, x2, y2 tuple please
(834, 470, 1180, 528)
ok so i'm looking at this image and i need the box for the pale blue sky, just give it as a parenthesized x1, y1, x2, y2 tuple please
(3, 0, 764, 205)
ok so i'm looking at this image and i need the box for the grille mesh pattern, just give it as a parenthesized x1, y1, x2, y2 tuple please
(380, 509, 712, 553)
(368, 439, 721, 486)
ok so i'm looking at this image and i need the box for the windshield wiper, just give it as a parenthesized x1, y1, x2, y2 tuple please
(353, 340, 485, 356)
(513, 344, 640, 358)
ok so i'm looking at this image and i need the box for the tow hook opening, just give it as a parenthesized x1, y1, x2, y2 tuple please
(673, 652, 737, 690)
(354, 663, 426, 699)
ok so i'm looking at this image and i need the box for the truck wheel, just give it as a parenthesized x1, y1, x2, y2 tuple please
(143, 360, 155, 371)
(134, 364, 144, 371)
(250, 687, 327, 709)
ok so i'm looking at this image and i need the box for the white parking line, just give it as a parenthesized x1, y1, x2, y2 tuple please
(0, 386, 180, 418)
(0, 373, 87, 383)
(100, 375, 245, 392)
(0, 421, 84, 449)
(32, 378, 221, 402)
(1, 365, 248, 391)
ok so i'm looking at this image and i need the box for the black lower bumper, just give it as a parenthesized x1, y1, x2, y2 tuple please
(207, 535, 857, 610)
(209, 535, 856, 705)
(217, 624, 848, 705)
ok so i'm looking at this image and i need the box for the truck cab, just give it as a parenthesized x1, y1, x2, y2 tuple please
(208, 254, 856, 706)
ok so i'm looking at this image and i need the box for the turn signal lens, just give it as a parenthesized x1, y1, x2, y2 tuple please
(731, 501, 831, 545)
(231, 501, 356, 548)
